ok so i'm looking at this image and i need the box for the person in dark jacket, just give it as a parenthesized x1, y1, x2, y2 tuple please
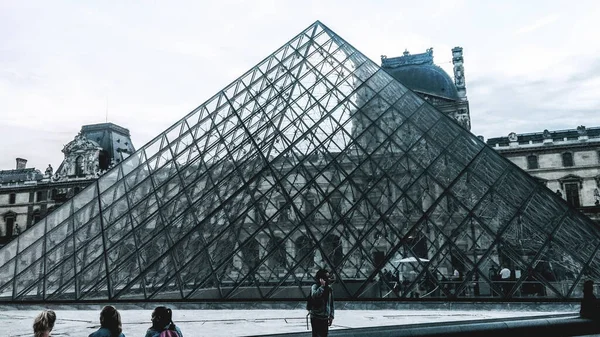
(88, 305, 125, 337)
(309, 268, 335, 337)
(580, 280, 600, 319)
(145, 306, 183, 337)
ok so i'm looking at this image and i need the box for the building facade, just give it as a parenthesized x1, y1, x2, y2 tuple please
(486, 126, 600, 223)
(0, 123, 135, 246)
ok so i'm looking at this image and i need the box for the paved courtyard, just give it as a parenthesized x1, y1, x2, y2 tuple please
(1, 307, 575, 337)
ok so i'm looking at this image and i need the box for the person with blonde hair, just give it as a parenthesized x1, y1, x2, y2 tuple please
(89, 305, 126, 337)
(33, 310, 56, 337)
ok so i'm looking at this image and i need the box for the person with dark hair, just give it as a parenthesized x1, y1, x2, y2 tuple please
(33, 310, 56, 337)
(89, 305, 125, 337)
(580, 280, 600, 319)
(145, 306, 183, 337)
(308, 268, 335, 337)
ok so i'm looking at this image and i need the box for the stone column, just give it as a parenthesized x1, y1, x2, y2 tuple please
(452, 47, 467, 100)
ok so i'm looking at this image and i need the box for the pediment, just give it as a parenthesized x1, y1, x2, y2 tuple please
(62, 133, 101, 155)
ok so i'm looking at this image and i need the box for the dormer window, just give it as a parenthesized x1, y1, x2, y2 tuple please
(527, 155, 539, 169)
(75, 156, 84, 176)
(562, 152, 574, 167)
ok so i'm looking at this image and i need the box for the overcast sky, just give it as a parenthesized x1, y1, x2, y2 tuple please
(2, 0, 600, 170)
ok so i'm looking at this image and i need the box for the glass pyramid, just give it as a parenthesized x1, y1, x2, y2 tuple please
(1, 21, 599, 302)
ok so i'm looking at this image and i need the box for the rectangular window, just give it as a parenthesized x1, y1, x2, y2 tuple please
(278, 200, 289, 221)
(5, 218, 14, 237)
(305, 198, 315, 220)
(36, 191, 44, 202)
(527, 155, 539, 169)
(562, 152, 574, 167)
(8, 193, 16, 204)
(565, 183, 581, 207)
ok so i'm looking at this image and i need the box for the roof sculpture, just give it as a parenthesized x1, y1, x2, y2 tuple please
(0, 21, 598, 302)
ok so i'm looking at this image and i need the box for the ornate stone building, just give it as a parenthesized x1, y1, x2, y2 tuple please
(381, 47, 471, 130)
(486, 126, 600, 223)
(0, 123, 135, 246)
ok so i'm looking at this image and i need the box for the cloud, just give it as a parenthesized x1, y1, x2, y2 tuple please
(469, 64, 600, 139)
(515, 14, 559, 35)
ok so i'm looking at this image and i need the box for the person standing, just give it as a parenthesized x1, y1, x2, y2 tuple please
(580, 280, 600, 319)
(88, 305, 125, 337)
(309, 268, 335, 337)
(499, 266, 511, 296)
(33, 310, 56, 337)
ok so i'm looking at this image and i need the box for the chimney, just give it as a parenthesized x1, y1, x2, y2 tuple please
(16, 158, 27, 169)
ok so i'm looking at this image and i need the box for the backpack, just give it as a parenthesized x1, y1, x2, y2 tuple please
(159, 329, 179, 337)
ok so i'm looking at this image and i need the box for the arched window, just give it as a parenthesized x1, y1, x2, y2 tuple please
(278, 200, 289, 222)
(295, 235, 314, 269)
(241, 238, 260, 271)
(562, 152, 574, 167)
(322, 234, 343, 267)
(75, 156, 84, 176)
(526, 155, 539, 169)
(268, 236, 287, 269)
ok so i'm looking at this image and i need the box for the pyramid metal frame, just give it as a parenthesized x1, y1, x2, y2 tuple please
(1, 21, 599, 302)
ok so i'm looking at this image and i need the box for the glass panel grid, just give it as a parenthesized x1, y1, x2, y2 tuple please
(0, 21, 597, 302)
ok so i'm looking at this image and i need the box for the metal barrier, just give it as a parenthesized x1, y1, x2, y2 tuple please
(257, 313, 600, 337)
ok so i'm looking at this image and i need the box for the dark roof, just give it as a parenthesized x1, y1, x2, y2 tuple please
(381, 50, 459, 101)
(384, 64, 459, 100)
(486, 126, 600, 147)
(80, 123, 136, 163)
(0, 168, 43, 184)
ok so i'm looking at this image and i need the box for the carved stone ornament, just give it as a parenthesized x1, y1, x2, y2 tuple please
(56, 133, 103, 179)
(577, 125, 587, 136)
(559, 174, 584, 190)
(543, 129, 552, 139)
(62, 133, 101, 154)
(45, 164, 53, 177)
(508, 132, 518, 142)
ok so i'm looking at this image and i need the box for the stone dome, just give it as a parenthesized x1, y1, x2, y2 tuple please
(381, 49, 459, 101)
(385, 64, 459, 101)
